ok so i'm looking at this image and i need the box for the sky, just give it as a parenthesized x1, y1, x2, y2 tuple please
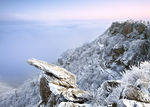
(0, 0, 150, 87)
(0, 0, 150, 22)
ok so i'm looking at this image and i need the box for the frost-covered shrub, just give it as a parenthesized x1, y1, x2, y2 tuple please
(57, 41, 109, 91)
(0, 75, 40, 107)
(121, 61, 150, 85)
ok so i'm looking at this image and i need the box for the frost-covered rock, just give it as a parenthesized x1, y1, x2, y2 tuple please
(97, 80, 123, 106)
(101, 21, 150, 72)
(121, 85, 150, 103)
(96, 62, 150, 106)
(39, 76, 55, 106)
(28, 58, 77, 89)
(58, 102, 91, 107)
(118, 99, 150, 107)
(28, 58, 90, 106)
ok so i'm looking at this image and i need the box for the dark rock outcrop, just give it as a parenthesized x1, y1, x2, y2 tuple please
(102, 21, 150, 72)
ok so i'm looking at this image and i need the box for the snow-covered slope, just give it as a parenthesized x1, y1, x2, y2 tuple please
(57, 20, 150, 90)
(0, 77, 40, 107)
(57, 40, 107, 90)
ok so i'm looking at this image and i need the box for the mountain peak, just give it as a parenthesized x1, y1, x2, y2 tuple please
(101, 20, 150, 72)
(109, 20, 149, 37)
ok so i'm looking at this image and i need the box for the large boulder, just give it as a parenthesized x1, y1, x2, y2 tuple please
(121, 85, 150, 103)
(109, 21, 133, 36)
(28, 58, 77, 88)
(28, 58, 90, 106)
(122, 22, 133, 36)
(137, 23, 146, 34)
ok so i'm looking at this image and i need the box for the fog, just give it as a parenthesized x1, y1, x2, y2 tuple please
(0, 20, 112, 87)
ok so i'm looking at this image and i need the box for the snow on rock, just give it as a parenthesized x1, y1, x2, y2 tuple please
(121, 85, 150, 103)
(28, 58, 77, 88)
(118, 99, 150, 107)
(28, 58, 90, 106)
(97, 80, 123, 106)
(101, 21, 150, 72)
(58, 102, 91, 107)
(96, 62, 150, 106)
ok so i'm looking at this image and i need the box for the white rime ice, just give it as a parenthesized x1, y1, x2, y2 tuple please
(0, 76, 40, 107)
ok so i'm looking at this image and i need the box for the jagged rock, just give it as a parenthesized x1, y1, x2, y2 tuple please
(122, 22, 133, 36)
(39, 76, 52, 105)
(109, 21, 133, 36)
(145, 27, 150, 39)
(28, 58, 77, 88)
(102, 21, 150, 72)
(109, 22, 121, 35)
(112, 44, 125, 57)
(100, 80, 121, 90)
(121, 85, 150, 103)
(58, 102, 91, 107)
(109, 21, 147, 37)
(28, 58, 90, 106)
(135, 79, 150, 94)
(117, 99, 150, 107)
(98, 80, 123, 106)
(137, 23, 146, 34)
(61, 88, 89, 102)
(38, 76, 57, 106)
(98, 79, 150, 106)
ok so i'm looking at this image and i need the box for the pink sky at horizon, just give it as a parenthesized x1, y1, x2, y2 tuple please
(0, 0, 150, 22)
